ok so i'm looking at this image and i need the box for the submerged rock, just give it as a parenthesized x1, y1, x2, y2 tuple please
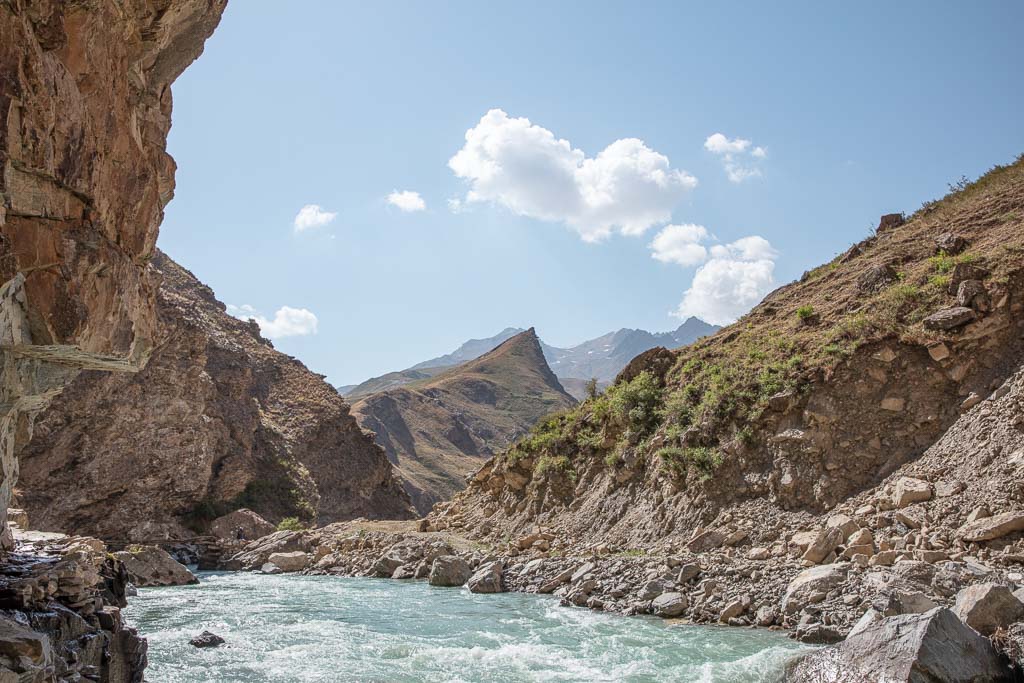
(189, 631, 225, 648)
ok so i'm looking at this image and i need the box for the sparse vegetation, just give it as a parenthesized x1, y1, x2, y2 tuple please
(796, 305, 816, 321)
(277, 517, 305, 532)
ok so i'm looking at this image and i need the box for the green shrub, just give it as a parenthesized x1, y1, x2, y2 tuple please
(796, 305, 816, 321)
(277, 517, 305, 532)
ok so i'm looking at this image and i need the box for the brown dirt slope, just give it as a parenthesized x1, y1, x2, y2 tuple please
(352, 329, 577, 515)
(430, 154, 1024, 550)
(17, 251, 414, 540)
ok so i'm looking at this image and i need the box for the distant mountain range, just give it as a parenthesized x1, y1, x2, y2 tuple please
(338, 318, 719, 400)
(350, 329, 576, 514)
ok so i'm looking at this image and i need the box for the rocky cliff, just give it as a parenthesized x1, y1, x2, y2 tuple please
(1, 0, 227, 547)
(17, 251, 414, 539)
(431, 156, 1024, 557)
(351, 329, 576, 514)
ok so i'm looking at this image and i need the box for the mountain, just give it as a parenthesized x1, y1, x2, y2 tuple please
(18, 251, 414, 540)
(339, 319, 718, 400)
(350, 329, 576, 514)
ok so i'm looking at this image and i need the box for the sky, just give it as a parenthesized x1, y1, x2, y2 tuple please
(157, 1, 1024, 387)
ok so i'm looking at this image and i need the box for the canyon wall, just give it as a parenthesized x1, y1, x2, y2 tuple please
(0, 0, 227, 547)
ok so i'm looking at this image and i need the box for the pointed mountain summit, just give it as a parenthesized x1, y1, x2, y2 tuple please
(351, 328, 576, 514)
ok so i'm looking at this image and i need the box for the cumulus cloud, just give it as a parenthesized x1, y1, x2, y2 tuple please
(387, 190, 426, 212)
(704, 133, 767, 183)
(649, 223, 711, 266)
(227, 304, 319, 338)
(293, 204, 337, 232)
(449, 109, 697, 242)
(650, 225, 779, 325)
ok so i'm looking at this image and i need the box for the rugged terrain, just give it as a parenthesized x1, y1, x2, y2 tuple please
(340, 318, 718, 400)
(351, 329, 576, 514)
(17, 251, 414, 539)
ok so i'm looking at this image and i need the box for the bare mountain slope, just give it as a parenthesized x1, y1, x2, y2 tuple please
(351, 329, 576, 514)
(18, 251, 414, 540)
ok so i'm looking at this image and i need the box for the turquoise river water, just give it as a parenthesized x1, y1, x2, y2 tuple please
(123, 571, 810, 682)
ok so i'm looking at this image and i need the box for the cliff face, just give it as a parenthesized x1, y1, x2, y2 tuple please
(351, 329, 576, 515)
(18, 251, 414, 539)
(430, 157, 1024, 552)
(1, 0, 227, 547)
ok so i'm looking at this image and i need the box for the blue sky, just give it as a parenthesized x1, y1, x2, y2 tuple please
(158, 1, 1024, 386)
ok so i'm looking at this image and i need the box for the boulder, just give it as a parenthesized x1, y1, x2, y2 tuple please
(876, 213, 905, 233)
(825, 514, 859, 540)
(223, 530, 310, 570)
(189, 631, 224, 648)
(785, 608, 1014, 683)
(956, 280, 990, 312)
(111, 546, 198, 587)
(922, 306, 976, 331)
(872, 590, 937, 617)
(209, 508, 275, 541)
(651, 592, 688, 617)
(467, 561, 503, 594)
(947, 263, 990, 294)
(782, 564, 848, 614)
(428, 556, 471, 587)
(857, 264, 899, 292)
(266, 551, 309, 573)
(719, 599, 745, 622)
(686, 529, 725, 553)
(892, 477, 931, 508)
(801, 527, 843, 564)
(936, 232, 967, 255)
(952, 583, 1024, 636)
(676, 563, 701, 583)
(959, 511, 1024, 542)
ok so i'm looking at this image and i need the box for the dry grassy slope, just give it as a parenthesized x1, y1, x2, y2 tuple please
(351, 329, 577, 515)
(432, 155, 1024, 548)
(17, 252, 414, 539)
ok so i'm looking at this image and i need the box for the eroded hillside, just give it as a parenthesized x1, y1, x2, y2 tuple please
(431, 156, 1024, 549)
(18, 251, 414, 540)
(351, 329, 576, 514)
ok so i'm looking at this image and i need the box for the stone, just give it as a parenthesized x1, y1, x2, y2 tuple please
(801, 527, 844, 564)
(892, 477, 931, 508)
(936, 232, 967, 255)
(677, 563, 701, 583)
(719, 599, 745, 622)
(869, 550, 899, 566)
(755, 606, 777, 626)
(922, 306, 976, 331)
(111, 546, 198, 587)
(651, 592, 688, 617)
(189, 631, 225, 648)
(876, 213, 905, 233)
(880, 396, 905, 412)
(959, 511, 1024, 542)
(952, 584, 1024, 636)
(786, 608, 1013, 682)
(894, 511, 921, 529)
(686, 529, 725, 553)
(570, 562, 596, 583)
(723, 529, 748, 546)
(857, 264, 898, 292)
(947, 263, 990, 294)
(467, 561, 503, 594)
(260, 562, 282, 575)
(266, 551, 309, 573)
(847, 528, 873, 547)
(428, 556, 472, 587)
(956, 280, 990, 312)
(873, 590, 937, 617)
(782, 564, 848, 614)
(926, 342, 950, 362)
(209, 509, 275, 541)
(747, 547, 770, 561)
(825, 514, 859, 540)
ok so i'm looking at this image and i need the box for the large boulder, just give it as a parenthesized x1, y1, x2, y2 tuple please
(801, 527, 843, 564)
(953, 584, 1024, 636)
(651, 592, 688, 617)
(782, 564, 848, 614)
(786, 608, 1014, 682)
(111, 545, 198, 587)
(467, 561, 504, 594)
(265, 551, 310, 573)
(223, 530, 311, 570)
(959, 512, 1024, 543)
(428, 556, 472, 587)
(209, 509, 275, 541)
(892, 477, 931, 508)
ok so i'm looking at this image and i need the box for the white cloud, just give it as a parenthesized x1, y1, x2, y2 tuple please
(449, 109, 697, 242)
(387, 190, 426, 212)
(650, 223, 711, 266)
(447, 198, 465, 213)
(228, 304, 319, 338)
(293, 204, 337, 232)
(704, 133, 766, 183)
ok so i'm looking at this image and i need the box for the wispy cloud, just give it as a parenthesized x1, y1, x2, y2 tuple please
(704, 133, 767, 183)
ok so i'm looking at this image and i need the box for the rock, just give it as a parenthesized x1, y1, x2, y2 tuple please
(677, 563, 701, 583)
(892, 477, 931, 508)
(224, 530, 312, 571)
(801, 527, 843, 564)
(651, 592, 688, 617)
(428, 556, 472, 587)
(6, 508, 28, 529)
(936, 232, 967, 255)
(872, 590, 937, 616)
(260, 562, 282, 574)
(880, 396, 905, 412)
(755, 606, 777, 626)
(961, 392, 982, 411)
(876, 213, 905, 233)
(956, 280, 990, 312)
(959, 511, 1024, 542)
(111, 546, 198, 587)
(926, 341, 950, 361)
(538, 567, 574, 594)
(266, 551, 309, 573)
(467, 561, 503, 594)
(724, 529, 748, 546)
(922, 306, 977, 331)
(786, 608, 1014, 683)
(796, 623, 843, 644)
(209, 509, 275, 541)
(747, 547, 770, 561)
(847, 528, 873, 547)
(189, 631, 225, 648)
(894, 511, 921, 529)
(947, 263, 990, 294)
(952, 584, 1024, 636)
(869, 550, 899, 566)
(857, 264, 899, 292)
(719, 600, 745, 622)
(782, 564, 848, 614)
(686, 529, 725, 553)
(570, 562, 596, 583)
(825, 514, 859, 540)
